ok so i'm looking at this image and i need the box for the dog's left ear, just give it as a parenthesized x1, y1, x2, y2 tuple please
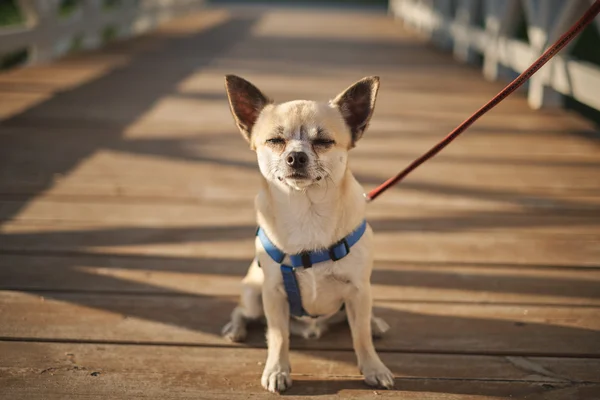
(331, 76, 380, 145)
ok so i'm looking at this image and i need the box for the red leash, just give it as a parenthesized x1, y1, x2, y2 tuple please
(366, 0, 600, 202)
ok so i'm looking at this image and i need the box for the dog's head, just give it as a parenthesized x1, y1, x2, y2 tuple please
(225, 75, 379, 190)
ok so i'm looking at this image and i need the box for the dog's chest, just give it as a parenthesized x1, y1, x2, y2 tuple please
(289, 257, 357, 316)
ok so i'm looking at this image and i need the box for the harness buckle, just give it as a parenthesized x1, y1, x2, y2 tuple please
(329, 238, 350, 261)
(301, 252, 312, 269)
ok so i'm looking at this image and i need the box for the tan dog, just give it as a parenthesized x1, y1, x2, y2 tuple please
(221, 75, 394, 393)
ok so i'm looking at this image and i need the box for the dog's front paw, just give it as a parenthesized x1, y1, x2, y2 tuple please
(261, 363, 292, 393)
(361, 361, 394, 389)
(221, 320, 247, 342)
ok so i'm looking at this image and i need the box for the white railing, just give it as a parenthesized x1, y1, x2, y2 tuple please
(389, 0, 600, 111)
(0, 0, 206, 65)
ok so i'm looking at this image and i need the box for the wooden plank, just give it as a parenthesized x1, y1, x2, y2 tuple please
(1, 254, 599, 306)
(1, 200, 599, 234)
(1, 219, 598, 266)
(1, 180, 598, 213)
(179, 67, 508, 96)
(1, 291, 598, 357)
(2, 158, 599, 203)
(1, 125, 598, 217)
(0, 342, 599, 399)
(0, 121, 594, 163)
(1, 116, 596, 156)
(0, 192, 598, 223)
(357, 162, 600, 193)
(373, 231, 600, 267)
(1, 123, 598, 172)
(4, 342, 598, 383)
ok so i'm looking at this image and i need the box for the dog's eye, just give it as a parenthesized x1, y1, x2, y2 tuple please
(312, 138, 336, 146)
(266, 137, 285, 145)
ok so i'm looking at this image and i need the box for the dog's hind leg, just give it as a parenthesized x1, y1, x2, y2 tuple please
(222, 259, 264, 342)
(290, 307, 347, 339)
(371, 315, 390, 338)
(293, 308, 389, 339)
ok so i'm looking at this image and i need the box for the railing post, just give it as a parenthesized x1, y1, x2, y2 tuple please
(452, 0, 480, 63)
(432, 0, 453, 50)
(524, 0, 562, 109)
(18, 0, 60, 63)
(80, 0, 103, 51)
(482, 0, 520, 82)
(525, 0, 590, 109)
(114, 1, 139, 40)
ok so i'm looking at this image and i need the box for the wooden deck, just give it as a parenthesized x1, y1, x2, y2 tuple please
(1, 5, 599, 399)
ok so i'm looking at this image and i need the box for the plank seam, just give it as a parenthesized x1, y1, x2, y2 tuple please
(1, 249, 599, 270)
(2, 289, 599, 309)
(1, 337, 599, 359)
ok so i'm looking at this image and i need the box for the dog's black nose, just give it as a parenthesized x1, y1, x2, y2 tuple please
(286, 151, 308, 168)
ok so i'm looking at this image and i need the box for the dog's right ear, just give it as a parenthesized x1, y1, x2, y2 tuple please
(225, 75, 272, 142)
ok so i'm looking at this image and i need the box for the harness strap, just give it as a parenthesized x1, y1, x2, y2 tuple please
(280, 265, 305, 317)
(256, 227, 285, 264)
(258, 220, 367, 269)
(257, 220, 367, 317)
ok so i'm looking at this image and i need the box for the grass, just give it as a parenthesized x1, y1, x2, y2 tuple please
(103, 0, 123, 11)
(566, 25, 600, 125)
(571, 24, 600, 66)
(0, 0, 24, 26)
(69, 35, 84, 53)
(0, 48, 28, 69)
(58, 0, 81, 18)
(102, 25, 118, 43)
(0, 1, 27, 69)
(512, 0, 530, 43)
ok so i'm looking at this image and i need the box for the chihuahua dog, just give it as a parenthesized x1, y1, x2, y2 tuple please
(221, 75, 394, 393)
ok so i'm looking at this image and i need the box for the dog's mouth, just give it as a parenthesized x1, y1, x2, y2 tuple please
(278, 172, 320, 189)
(275, 165, 326, 189)
(285, 172, 309, 180)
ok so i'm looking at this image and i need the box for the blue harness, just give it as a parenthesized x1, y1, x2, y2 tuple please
(256, 220, 367, 317)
